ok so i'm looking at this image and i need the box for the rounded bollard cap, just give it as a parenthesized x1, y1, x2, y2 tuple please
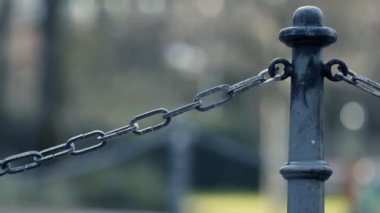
(279, 6, 337, 47)
(293, 6, 323, 27)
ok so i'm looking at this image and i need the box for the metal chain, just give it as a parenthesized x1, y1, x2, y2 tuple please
(324, 59, 380, 97)
(0, 58, 292, 176)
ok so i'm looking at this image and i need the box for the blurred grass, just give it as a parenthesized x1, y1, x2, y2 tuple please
(188, 192, 349, 213)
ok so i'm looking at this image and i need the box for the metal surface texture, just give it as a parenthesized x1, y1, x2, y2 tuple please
(279, 6, 335, 213)
(0, 60, 290, 176)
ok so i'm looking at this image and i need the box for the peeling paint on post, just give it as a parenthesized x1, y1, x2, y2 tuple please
(279, 6, 337, 213)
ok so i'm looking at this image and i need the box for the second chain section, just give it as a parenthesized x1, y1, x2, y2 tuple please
(0, 58, 292, 176)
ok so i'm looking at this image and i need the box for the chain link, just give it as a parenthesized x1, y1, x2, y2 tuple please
(1, 151, 42, 174)
(0, 58, 291, 176)
(324, 59, 380, 97)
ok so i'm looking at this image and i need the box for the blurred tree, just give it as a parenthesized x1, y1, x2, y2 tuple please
(37, 0, 63, 148)
(0, 0, 11, 150)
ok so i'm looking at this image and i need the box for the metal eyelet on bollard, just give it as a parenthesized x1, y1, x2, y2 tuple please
(325, 59, 380, 97)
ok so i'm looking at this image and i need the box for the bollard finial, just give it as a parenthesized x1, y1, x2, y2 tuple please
(293, 6, 323, 27)
(279, 6, 336, 47)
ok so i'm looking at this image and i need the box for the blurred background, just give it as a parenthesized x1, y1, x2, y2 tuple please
(0, 0, 380, 212)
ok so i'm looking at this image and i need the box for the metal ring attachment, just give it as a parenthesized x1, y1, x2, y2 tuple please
(268, 58, 292, 80)
(324, 59, 349, 82)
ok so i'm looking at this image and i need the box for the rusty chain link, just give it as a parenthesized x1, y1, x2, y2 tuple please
(0, 58, 292, 176)
(324, 59, 380, 97)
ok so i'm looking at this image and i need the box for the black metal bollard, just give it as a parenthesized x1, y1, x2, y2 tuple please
(279, 6, 337, 213)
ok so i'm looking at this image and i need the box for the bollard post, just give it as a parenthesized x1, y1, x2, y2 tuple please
(278, 6, 337, 213)
(169, 128, 192, 213)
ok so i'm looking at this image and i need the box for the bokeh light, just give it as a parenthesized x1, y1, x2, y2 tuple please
(339, 102, 366, 131)
(352, 158, 376, 185)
